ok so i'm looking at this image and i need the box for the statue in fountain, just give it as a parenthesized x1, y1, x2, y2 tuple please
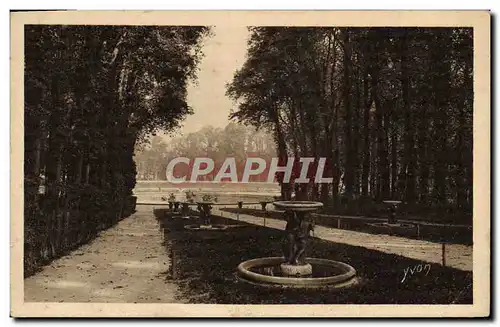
(283, 210, 314, 265)
(168, 193, 176, 210)
(383, 200, 402, 224)
(388, 204, 397, 224)
(181, 202, 190, 217)
(199, 203, 212, 225)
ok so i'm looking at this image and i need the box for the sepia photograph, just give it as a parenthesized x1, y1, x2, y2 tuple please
(10, 10, 490, 317)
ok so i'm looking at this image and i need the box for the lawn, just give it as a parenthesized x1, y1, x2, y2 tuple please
(154, 208, 472, 304)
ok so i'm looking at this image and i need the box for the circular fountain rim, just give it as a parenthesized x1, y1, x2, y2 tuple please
(184, 224, 229, 231)
(237, 257, 357, 288)
(272, 201, 324, 212)
(367, 222, 415, 228)
(382, 200, 403, 205)
(171, 215, 193, 220)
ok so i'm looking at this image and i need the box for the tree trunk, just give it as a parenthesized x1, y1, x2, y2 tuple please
(431, 31, 451, 205)
(44, 78, 64, 258)
(272, 107, 291, 200)
(361, 69, 372, 197)
(390, 115, 398, 198)
(398, 30, 416, 203)
(352, 62, 362, 197)
(342, 28, 354, 199)
(417, 101, 430, 205)
(371, 69, 390, 200)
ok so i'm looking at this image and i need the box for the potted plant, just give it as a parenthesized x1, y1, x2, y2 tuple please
(185, 190, 196, 203)
(168, 193, 176, 210)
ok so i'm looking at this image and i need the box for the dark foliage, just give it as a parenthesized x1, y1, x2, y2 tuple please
(23, 25, 209, 276)
(227, 27, 473, 222)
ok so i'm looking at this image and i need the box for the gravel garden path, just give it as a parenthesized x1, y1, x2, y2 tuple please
(24, 205, 181, 303)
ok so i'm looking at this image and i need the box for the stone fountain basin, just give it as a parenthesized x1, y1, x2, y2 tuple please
(273, 201, 324, 212)
(237, 257, 357, 289)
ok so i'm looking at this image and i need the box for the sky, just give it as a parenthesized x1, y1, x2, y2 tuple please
(161, 25, 250, 139)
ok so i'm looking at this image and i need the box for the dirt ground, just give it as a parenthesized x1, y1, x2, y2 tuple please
(24, 205, 182, 303)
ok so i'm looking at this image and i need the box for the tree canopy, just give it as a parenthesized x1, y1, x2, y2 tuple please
(134, 122, 276, 181)
(227, 27, 473, 220)
(24, 25, 210, 276)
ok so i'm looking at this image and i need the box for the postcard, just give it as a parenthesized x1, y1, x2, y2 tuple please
(10, 10, 490, 318)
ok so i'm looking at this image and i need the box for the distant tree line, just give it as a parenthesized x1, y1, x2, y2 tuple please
(134, 122, 276, 181)
(24, 25, 208, 276)
(227, 27, 473, 221)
